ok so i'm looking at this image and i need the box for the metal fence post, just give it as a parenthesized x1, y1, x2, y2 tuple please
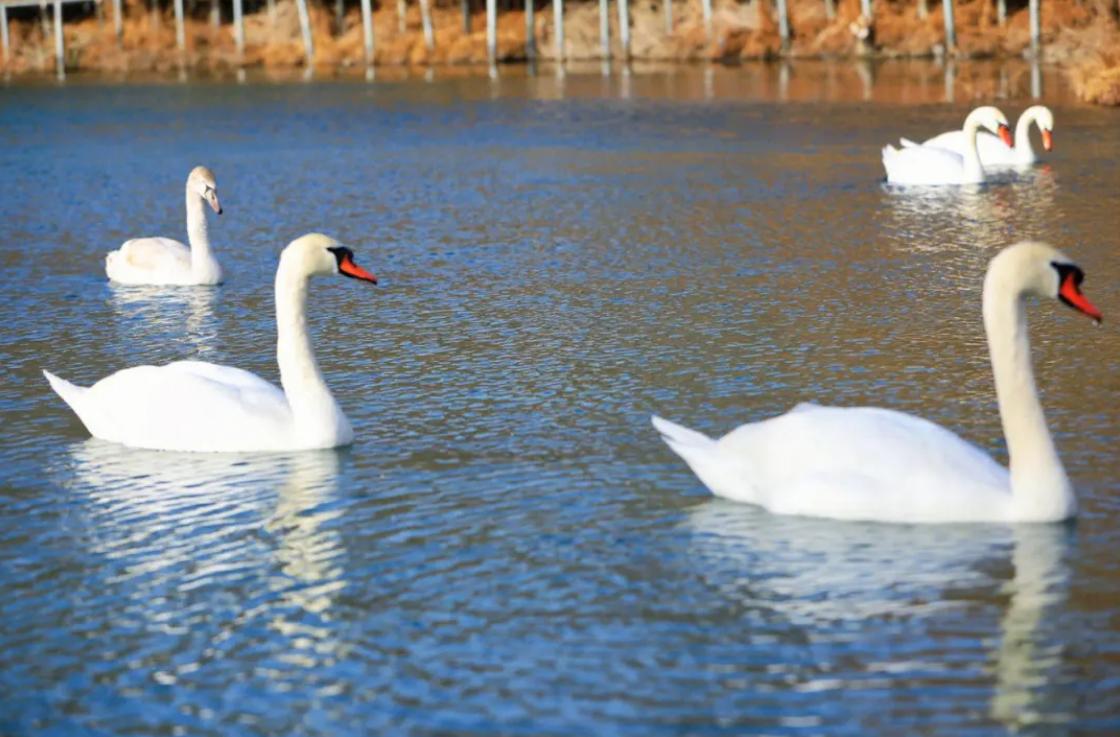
(776, 0, 789, 50)
(174, 0, 185, 50)
(1, 5, 9, 65)
(553, 0, 563, 61)
(1029, 0, 1040, 56)
(233, 0, 244, 60)
(295, 0, 314, 63)
(53, 0, 64, 78)
(361, 0, 374, 65)
(701, 0, 711, 42)
(526, 0, 535, 59)
(618, 0, 629, 60)
(598, 0, 608, 58)
(943, 0, 955, 49)
(419, 0, 434, 50)
(486, 0, 495, 64)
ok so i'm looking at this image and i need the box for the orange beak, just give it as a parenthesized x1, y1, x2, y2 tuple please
(1059, 271, 1102, 323)
(997, 124, 1013, 148)
(1041, 128, 1053, 152)
(339, 252, 378, 284)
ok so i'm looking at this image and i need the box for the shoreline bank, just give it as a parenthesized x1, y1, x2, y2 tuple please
(2, 0, 1118, 103)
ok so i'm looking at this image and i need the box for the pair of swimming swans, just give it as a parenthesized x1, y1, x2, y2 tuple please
(882, 105, 1055, 185)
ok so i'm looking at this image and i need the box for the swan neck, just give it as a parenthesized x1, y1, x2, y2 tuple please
(185, 188, 213, 272)
(983, 274, 1074, 519)
(275, 265, 340, 430)
(962, 117, 985, 180)
(1014, 111, 1036, 161)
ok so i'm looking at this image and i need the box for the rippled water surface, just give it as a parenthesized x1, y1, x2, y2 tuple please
(2, 64, 1120, 735)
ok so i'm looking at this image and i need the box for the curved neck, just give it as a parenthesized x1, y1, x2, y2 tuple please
(275, 265, 342, 433)
(962, 117, 985, 181)
(1014, 111, 1037, 162)
(185, 188, 213, 274)
(983, 276, 1074, 519)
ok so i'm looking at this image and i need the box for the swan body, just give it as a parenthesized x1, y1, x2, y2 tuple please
(654, 241, 1101, 524)
(47, 234, 378, 452)
(106, 166, 224, 286)
(903, 106, 1054, 169)
(882, 106, 1012, 185)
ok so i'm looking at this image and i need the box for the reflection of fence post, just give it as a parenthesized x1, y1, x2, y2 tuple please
(295, 0, 314, 63)
(942, 0, 955, 49)
(776, 0, 789, 50)
(233, 0, 244, 60)
(53, 0, 63, 77)
(525, 0, 535, 59)
(419, 0, 434, 50)
(553, 0, 563, 61)
(1, 6, 9, 65)
(361, 0, 374, 65)
(1028, 0, 1039, 56)
(486, 0, 495, 64)
(701, 0, 711, 42)
(618, 0, 629, 59)
(597, 0, 608, 58)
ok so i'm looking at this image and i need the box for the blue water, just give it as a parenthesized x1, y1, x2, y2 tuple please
(2, 65, 1119, 735)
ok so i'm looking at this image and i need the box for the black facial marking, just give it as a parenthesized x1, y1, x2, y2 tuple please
(327, 246, 354, 268)
(1052, 261, 1085, 311)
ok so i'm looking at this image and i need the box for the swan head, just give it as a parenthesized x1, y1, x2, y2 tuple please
(281, 233, 378, 284)
(965, 106, 1013, 148)
(188, 166, 222, 215)
(989, 241, 1101, 324)
(1024, 105, 1055, 151)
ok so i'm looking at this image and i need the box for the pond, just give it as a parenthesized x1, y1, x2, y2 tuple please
(1, 62, 1119, 735)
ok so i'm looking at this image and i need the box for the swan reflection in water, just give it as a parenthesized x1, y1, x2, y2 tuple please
(686, 501, 1073, 729)
(106, 284, 221, 361)
(58, 442, 347, 669)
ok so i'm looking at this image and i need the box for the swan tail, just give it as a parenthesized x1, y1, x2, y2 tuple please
(899, 137, 921, 148)
(652, 415, 759, 504)
(652, 415, 714, 455)
(43, 370, 94, 433)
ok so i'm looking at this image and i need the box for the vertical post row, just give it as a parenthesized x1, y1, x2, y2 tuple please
(361, 0, 375, 65)
(113, 0, 122, 40)
(701, 0, 711, 42)
(296, 0, 314, 64)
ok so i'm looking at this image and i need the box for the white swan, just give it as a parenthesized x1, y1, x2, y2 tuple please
(105, 166, 224, 285)
(904, 105, 1054, 170)
(45, 234, 378, 452)
(882, 106, 1012, 185)
(652, 241, 1102, 524)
